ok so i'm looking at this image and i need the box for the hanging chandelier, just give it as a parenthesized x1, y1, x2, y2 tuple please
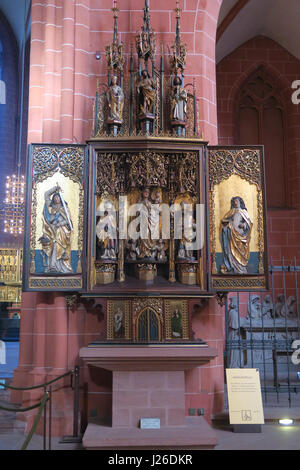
(0, 174, 25, 237)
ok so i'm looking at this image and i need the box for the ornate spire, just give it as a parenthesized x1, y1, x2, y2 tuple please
(175, 0, 181, 42)
(105, 0, 124, 72)
(135, 0, 156, 66)
(170, 0, 187, 75)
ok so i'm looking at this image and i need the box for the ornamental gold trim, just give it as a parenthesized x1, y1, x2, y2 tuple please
(29, 145, 85, 278)
(212, 277, 266, 290)
(132, 297, 163, 330)
(208, 147, 266, 283)
(208, 148, 262, 190)
(29, 278, 82, 289)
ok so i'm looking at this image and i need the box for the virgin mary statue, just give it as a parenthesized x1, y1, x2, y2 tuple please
(39, 185, 73, 273)
(220, 196, 253, 274)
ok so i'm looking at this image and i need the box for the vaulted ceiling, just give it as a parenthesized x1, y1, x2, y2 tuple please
(217, 0, 300, 63)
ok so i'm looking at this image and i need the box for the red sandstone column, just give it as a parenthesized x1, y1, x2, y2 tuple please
(60, 0, 76, 142)
(28, 2, 46, 143)
(73, 0, 91, 143)
(10, 292, 36, 403)
(194, 0, 222, 144)
(42, 0, 62, 141)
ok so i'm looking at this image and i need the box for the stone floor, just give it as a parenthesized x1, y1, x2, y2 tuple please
(1, 388, 300, 451)
(1, 422, 300, 451)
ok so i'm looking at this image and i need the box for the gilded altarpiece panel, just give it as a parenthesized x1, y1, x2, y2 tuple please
(207, 146, 269, 291)
(165, 299, 189, 340)
(106, 300, 131, 340)
(87, 139, 207, 295)
(23, 144, 87, 291)
(105, 298, 191, 343)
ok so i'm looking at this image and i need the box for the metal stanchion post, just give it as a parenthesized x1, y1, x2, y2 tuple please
(60, 366, 82, 444)
(49, 386, 52, 450)
(43, 386, 47, 451)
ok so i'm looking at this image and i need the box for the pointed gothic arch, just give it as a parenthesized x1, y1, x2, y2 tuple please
(235, 65, 288, 208)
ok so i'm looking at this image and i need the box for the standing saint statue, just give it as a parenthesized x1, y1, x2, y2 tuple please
(137, 69, 156, 115)
(177, 200, 196, 261)
(136, 187, 158, 259)
(106, 75, 124, 123)
(96, 200, 118, 260)
(39, 184, 73, 273)
(170, 76, 187, 122)
(228, 297, 244, 368)
(220, 196, 253, 274)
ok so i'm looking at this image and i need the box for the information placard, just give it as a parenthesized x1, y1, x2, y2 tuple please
(226, 369, 264, 425)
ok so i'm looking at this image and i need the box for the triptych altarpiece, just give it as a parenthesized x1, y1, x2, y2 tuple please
(23, 142, 268, 296)
(22, 1, 269, 345)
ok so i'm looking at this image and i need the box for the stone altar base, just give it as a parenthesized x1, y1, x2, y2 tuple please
(80, 345, 218, 450)
(82, 417, 217, 450)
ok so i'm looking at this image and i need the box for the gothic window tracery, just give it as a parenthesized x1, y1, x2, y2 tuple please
(236, 66, 287, 208)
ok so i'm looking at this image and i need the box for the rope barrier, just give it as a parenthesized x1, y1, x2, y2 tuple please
(0, 367, 79, 450)
(21, 392, 49, 451)
(0, 400, 46, 413)
(0, 370, 72, 391)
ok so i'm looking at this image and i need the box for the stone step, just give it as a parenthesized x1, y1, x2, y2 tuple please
(82, 416, 218, 450)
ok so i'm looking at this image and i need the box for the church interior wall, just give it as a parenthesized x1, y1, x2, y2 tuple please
(8, 0, 227, 436)
(5, 0, 298, 439)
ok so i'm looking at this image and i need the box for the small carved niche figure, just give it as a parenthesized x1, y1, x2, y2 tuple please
(96, 200, 118, 260)
(106, 75, 124, 123)
(137, 69, 156, 115)
(170, 76, 187, 123)
(177, 200, 196, 261)
(155, 239, 167, 262)
(125, 239, 140, 261)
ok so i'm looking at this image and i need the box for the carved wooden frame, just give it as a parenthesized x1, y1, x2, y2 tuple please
(207, 145, 269, 292)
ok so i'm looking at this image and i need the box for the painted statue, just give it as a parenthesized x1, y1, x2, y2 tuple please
(220, 196, 253, 274)
(39, 185, 73, 273)
(126, 239, 140, 261)
(96, 200, 118, 260)
(106, 75, 124, 123)
(170, 76, 187, 122)
(137, 69, 156, 115)
(134, 187, 167, 260)
(136, 187, 157, 259)
(177, 200, 196, 261)
(155, 239, 167, 262)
